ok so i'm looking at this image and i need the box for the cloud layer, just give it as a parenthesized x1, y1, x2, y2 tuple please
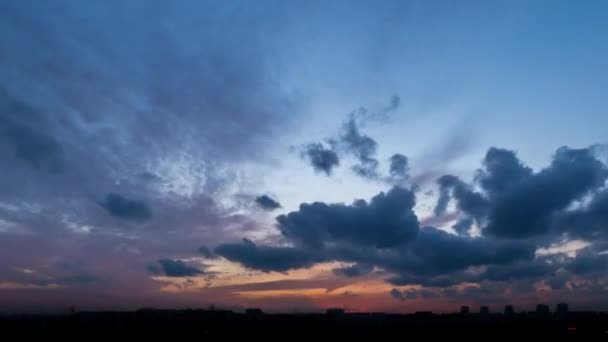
(217, 145, 608, 305)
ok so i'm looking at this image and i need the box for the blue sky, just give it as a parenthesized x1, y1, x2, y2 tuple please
(0, 0, 607, 312)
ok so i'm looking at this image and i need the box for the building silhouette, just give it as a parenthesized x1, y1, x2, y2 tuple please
(246, 308, 264, 318)
(504, 305, 514, 316)
(480, 306, 489, 315)
(536, 304, 550, 315)
(556, 303, 568, 318)
(326, 308, 345, 316)
(460, 306, 470, 315)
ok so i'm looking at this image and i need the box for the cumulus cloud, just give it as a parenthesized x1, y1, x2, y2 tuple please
(484, 146, 607, 238)
(475, 147, 532, 196)
(431, 146, 608, 239)
(255, 195, 282, 211)
(216, 189, 534, 288)
(277, 186, 419, 249)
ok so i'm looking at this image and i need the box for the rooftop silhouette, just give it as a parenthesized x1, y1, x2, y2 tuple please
(1, 303, 606, 338)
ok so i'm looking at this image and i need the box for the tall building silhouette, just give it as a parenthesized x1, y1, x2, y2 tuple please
(536, 304, 550, 315)
(504, 305, 514, 316)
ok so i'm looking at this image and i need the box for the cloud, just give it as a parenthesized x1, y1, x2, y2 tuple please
(149, 259, 203, 277)
(301, 143, 340, 175)
(1, 1, 607, 311)
(339, 118, 380, 179)
(0, 2, 300, 308)
(214, 239, 323, 272)
(555, 188, 608, 240)
(277, 186, 419, 249)
(434, 175, 488, 222)
(475, 147, 532, 196)
(451, 217, 474, 236)
(564, 248, 608, 275)
(484, 146, 607, 238)
(99, 194, 152, 222)
(430, 145, 608, 239)
(385, 227, 535, 282)
(301, 95, 400, 179)
(216, 188, 534, 287)
(213, 145, 608, 294)
(389, 153, 409, 181)
(255, 195, 282, 211)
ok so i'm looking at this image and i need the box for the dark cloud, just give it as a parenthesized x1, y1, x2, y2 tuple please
(485, 146, 607, 238)
(149, 259, 203, 277)
(434, 175, 488, 222)
(394, 227, 535, 278)
(556, 189, 608, 240)
(217, 189, 534, 287)
(479, 257, 560, 282)
(565, 248, 608, 275)
(214, 238, 323, 272)
(255, 195, 282, 211)
(475, 147, 532, 196)
(452, 217, 474, 236)
(99, 194, 152, 222)
(430, 146, 608, 239)
(301, 143, 340, 175)
(389, 153, 409, 180)
(277, 186, 419, 249)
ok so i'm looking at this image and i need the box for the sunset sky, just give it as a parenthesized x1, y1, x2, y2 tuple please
(1, 0, 608, 313)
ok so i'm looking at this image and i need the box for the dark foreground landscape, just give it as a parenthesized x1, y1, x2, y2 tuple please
(2, 308, 607, 338)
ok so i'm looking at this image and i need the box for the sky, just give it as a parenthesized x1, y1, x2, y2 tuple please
(1, 0, 607, 314)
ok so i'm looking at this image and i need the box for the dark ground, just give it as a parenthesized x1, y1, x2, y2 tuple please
(2, 309, 607, 338)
